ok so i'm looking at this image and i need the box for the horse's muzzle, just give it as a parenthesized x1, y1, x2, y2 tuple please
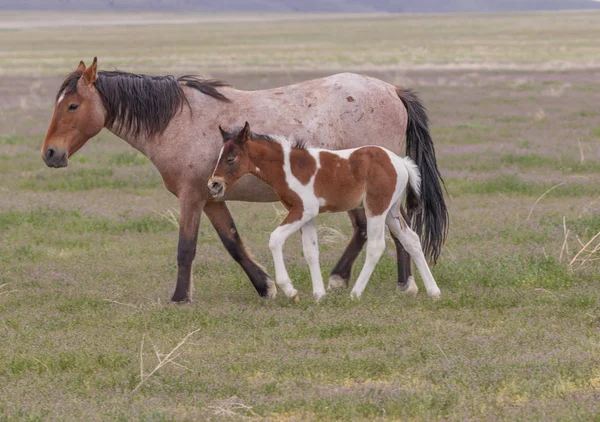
(207, 177, 225, 198)
(42, 146, 68, 168)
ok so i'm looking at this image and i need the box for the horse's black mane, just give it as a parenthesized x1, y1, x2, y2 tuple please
(56, 70, 230, 138)
(227, 126, 308, 150)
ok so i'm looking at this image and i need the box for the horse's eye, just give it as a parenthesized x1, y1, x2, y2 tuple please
(68, 104, 79, 111)
(226, 156, 235, 164)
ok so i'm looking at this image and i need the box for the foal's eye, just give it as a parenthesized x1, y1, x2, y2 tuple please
(68, 104, 79, 111)
(226, 156, 236, 164)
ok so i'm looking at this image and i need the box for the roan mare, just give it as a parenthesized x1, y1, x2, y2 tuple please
(40, 57, 448, 302)
(208, 122, 442, 300)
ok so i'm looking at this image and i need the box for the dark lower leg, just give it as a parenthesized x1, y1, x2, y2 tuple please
(396, 208, 414, 290)
(203, 202, 274, 297)
(329, 208, 368, 286)
(171, 193, 204, 303)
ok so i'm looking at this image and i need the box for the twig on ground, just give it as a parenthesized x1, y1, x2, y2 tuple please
(271, 204, 287, 224)
(153, 208, 180, 228)
(318, 225, 347, 244)
(570, 230, 600, 267)
(134, 328, 201, 392)
(103, 299, 139, 309)
(208, 396, 259, 418)
(559, 216, 570, 262)
(526, 182, 565, 222)
(580, 196, 600, 216)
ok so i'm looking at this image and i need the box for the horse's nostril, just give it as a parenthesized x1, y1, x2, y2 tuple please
(46, 147, 55, 160)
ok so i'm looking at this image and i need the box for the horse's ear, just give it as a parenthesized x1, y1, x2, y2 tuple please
(76, 60, 86, 72)
(82, 57, 98, 86)
(218, 125, 230, 142)
(237, 121, 251, 145)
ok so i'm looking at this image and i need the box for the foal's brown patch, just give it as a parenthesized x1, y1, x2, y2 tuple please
(290, 148, 316, 185)
(313, 148, 396, 216)
(351, 147, 396, 216)
(247, 139, 305, 223)
(314, 152, 364, 212)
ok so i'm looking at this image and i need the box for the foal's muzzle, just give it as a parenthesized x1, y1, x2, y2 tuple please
(42, 146, 68, 168)
(207, 177, 225, 198)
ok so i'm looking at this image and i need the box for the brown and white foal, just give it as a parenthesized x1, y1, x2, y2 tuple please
(208, 122, 441, 300)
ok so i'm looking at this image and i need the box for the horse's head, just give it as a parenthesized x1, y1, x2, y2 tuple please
(41, 57, 106, 168)
(208, 121, 254, 198)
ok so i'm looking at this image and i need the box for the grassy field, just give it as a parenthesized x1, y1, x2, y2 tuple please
(1, 11, 600, 421)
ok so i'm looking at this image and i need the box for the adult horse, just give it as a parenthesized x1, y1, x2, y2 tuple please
(40, 57, 448, 303)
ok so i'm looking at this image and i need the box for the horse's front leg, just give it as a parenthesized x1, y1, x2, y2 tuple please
(171, 190, 205, 303)
(203, 201, 276, 298)
(269, 211, 306, 300)
(300, 218, 325, 301)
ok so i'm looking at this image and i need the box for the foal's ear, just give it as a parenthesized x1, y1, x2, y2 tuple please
(76, 60, 86, 72)
(82, 56, 98, 86)
(218, 125, 230, 142)
(236, 121, 251, 145)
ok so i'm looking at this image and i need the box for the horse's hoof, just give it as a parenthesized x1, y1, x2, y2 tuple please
(327, 274, 347, 290)
(314, 291, 326, 302)
(291, 293, 300, 303)
(265, 277, 277, 299)
(428, 289, 442, 300)
(398, 276, 418, 296)
(171, 295, 191, 304)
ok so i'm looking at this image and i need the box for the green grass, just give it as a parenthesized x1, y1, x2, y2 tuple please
(19, 167, 162, 191)
(1, 10, 600, 421)
(447, 174, 597, 197)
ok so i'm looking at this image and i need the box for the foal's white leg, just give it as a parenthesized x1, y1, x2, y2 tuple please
(301, 219, 325, 301)
(350, 215, 387, 299)
(386, 213, 441, 299)
(269, 221, 305, 299)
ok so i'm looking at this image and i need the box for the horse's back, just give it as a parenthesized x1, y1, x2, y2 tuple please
(183, 72, 409, 202)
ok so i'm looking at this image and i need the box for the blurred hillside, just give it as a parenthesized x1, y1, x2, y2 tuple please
(1, 0, 600, 12)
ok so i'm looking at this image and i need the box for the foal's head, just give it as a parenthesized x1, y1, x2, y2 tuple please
(41, 58, 106, 168)
(208, 121, 255, 198)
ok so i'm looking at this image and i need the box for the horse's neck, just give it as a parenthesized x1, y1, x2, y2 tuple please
(106, 124, 153, 158)
(247, 139, 286, 188)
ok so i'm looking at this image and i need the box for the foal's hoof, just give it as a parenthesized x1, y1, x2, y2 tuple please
(350, 291, 362, 300)
(327, 275, 348, 290)
(398, 276, 419, 296)
(429, 289, 442, 301)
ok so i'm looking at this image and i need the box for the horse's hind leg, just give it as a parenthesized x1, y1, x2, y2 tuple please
(301, 219, 325, 300)
(329, 209, 367, 289)
(394, 208, 418, 295)
(204, 202, 276, 298)
(386, 210, 441, 299)
(350, 215, 387, 299)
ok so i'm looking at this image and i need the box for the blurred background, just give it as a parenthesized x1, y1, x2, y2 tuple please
(1, 2, 600, 420)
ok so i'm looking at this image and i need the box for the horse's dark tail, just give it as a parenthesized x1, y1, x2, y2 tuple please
(397, 87, 448, 264)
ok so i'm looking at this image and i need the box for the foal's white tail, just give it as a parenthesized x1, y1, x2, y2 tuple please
(400, 156, 421, 215)
(403, 157, 421, 196)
